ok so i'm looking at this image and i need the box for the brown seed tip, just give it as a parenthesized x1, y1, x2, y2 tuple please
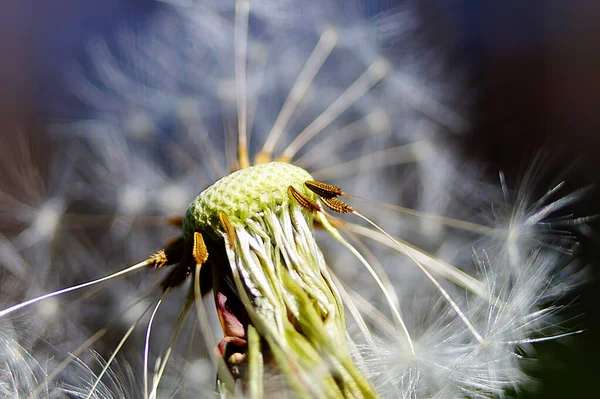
(288, 185, 321, 213)
(304, 180, 343, 199)
(322, 197, 353, 214)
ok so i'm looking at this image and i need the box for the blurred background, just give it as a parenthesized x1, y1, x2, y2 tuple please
(1, 0, 599, 397)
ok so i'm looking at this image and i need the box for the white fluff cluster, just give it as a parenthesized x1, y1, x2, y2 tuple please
(356, 178, 586, 398)
(0, 1, 587, 398)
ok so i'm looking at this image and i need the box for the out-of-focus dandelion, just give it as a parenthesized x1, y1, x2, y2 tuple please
(0, 0, 591, 398)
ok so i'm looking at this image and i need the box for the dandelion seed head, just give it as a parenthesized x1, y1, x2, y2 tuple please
(118, 185, 147, 217)
(126, 111, 156, 139)
(0, 327, 51, 398)
(216, 79, 238, 105)
(176, 96, 200, 122)
(30, 198, 64, 242)
(184, 162, 314, 240)
(33, 296, 60, 322)
(155, 183, 191, 215)
(365, 107, 390, 133)
(60, 354, 144, 399)
(0, 0, 590, 398)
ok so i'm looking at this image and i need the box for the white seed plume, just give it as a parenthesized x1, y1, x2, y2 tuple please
(0, 1, 590, 398)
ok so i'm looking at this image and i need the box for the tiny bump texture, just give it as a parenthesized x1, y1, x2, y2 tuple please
(183, 162, 315, 241)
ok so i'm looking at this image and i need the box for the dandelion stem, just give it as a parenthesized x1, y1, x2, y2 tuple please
(235, 0, 251, 169)
(345, 222, 492, 301)
(347, 288, 397, 337)
(150, 294, 194, 399)
(279, 59, 388, 162)
(350, 210, 484, 343)
(343, 227, 402, 311)
(258, 28, 338, 163)
(346, 195, 497, 236)
(316, 212, 416, 354)
(144, 294, 165, 399)
(85, 301, 155, 399)
(294, 111, 389, 167)
(329, 273, 376, 346)
(311, 141, 429, 180)
(0, 260, 150, 318)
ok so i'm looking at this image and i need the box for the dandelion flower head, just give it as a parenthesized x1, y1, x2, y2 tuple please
(0, 1, 591, 398)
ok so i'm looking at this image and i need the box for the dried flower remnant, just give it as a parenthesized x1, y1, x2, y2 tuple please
(0, 0, 592, 398)
(181, 162, 377, 396)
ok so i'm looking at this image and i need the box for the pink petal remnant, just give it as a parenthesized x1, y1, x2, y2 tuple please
(216, 291, 247, 340)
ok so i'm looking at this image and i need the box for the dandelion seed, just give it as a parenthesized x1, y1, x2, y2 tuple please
(0, 1, 591, 398)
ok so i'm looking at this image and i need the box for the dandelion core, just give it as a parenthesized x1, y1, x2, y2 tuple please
(183, 162, 316, 241)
